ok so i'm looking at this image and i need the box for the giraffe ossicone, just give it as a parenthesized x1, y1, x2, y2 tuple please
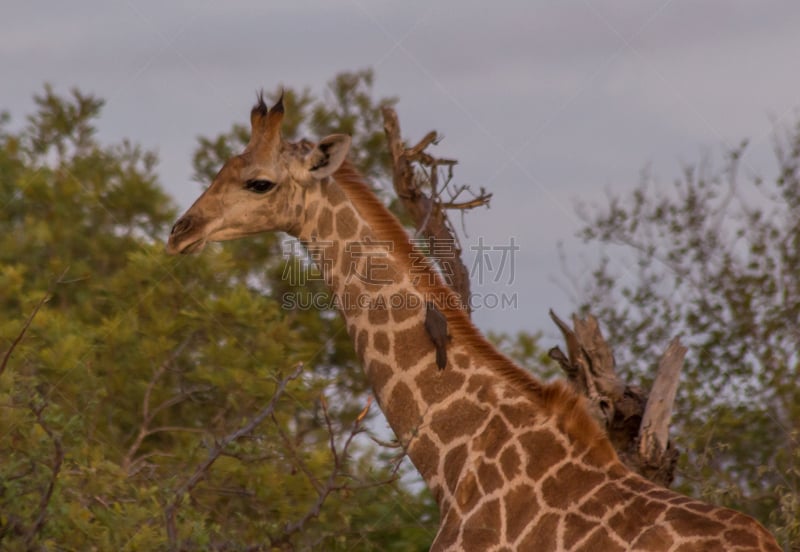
(167, 94, 780, 551)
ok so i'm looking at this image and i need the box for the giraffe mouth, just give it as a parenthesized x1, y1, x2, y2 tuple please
(179, 238, 207, 254)
(165, 235, 207, 255)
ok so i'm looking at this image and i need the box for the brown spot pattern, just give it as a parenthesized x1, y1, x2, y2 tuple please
(473, 415, 511, 459)
(462, 498, 501, 551)
(431, 398, 488, 444)
(712, 508, 737, 522)
(624, 474, 656, 493)
(518, 512, 559, 550)
(393, 324, 432, 371)
(366, 360, 392, 392)
(386, 382, 419, 438)
(579, 481, 635, 519)
(608, 496, 666, 542)
(667, 509, 726, 537)
(318, 207, 333, 237)
(343, 283, 363, 317)
(335, 206, 358, 239)
(631, 526, 674, 550)
(409, 433, 439, 481)
(455, 470, 481, 512)
(453, 352, 470, 370)
(367, 300, 389, 324)
(326, 183, 347, 206)
(519, 430, 567, 481)
(388, 292, 421, 324)
(563, 513, 598, 549)
(724, 528, 759, 547)
(476, 461, 503, 494)
(504, 484, 539, 542)
(466, 374, 493, 394)
(669, 495, 693, 506)
(444, 443, 469, 495)
(499, 402, 535, 428)
(433, 507, 460, 550)
(416, 367, 466, 405)
(373, 330, 390, 355)
(542, 463, 605, 510)
(499, 445, 521, 480)
(574, 527, 626, 552)
(355, 329, 368, 359)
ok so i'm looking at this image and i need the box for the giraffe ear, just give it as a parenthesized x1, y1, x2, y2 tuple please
(304, 134, 351, 179)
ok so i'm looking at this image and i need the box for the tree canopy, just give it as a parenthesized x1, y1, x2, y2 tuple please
(0, 74, 435, 551)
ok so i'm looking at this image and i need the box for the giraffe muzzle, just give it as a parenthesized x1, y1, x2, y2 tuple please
(166, 215, 206, 255)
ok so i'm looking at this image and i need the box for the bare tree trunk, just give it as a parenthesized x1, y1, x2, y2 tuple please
(548, 311, 683, 487)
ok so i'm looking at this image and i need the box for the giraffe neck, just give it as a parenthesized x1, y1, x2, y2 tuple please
(296, 171, 443, 436)
(293, 164, 611, 503)
(290, 164, 781, 551)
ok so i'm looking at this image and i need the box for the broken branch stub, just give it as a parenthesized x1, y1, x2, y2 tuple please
(638, 336, 687, 468)
(549, 311, 684, 488)
(548, 310, 624, 425)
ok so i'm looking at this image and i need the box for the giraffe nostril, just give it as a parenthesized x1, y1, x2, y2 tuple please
(171, 216, 192, 236)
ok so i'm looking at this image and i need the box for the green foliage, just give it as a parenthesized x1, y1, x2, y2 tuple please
(0, 80, 434, 550)
(575, 134, 800, 547)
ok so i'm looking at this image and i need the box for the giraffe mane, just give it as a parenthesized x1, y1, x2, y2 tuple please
(332, 160, 616, 457)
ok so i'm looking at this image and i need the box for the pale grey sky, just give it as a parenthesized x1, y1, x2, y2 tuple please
(4, 1, 800, 338)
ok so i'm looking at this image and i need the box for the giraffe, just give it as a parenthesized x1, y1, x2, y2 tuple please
(166, 94, 781, 551)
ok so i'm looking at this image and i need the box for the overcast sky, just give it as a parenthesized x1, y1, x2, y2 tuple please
(4, 1, 800, 340)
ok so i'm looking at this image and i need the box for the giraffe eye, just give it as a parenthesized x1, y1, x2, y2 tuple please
(245, 179, 277, 194)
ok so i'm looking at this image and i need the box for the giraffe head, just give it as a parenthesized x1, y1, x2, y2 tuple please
(166, 94, 351, 255)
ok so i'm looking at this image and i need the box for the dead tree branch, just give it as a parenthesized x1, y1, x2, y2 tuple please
(272, 413, 324, 494)
(441, 192, 493, 210)
(1, 268, 70, 376)
(24, 399, 64, 548)
(0, 294, 48, 376)
(548, 311, 622, 424)
(548, 311, 683, 487)
(382, 106, 492, 313)
(164, 362, 304, 549)
(123, 335, 195, 475)
(270, 395, 402, 548)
